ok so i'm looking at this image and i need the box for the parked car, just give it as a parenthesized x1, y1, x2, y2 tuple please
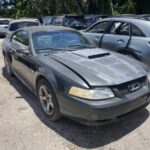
(116, 14, 137, 18)
(2, 26, 150, 126)
(0, 18, 13, 37)
(137, 14, 150, 21)
(85, 15, 109, 27)
(3, 19, 41, 50)
(84, 18, 150, 66)
(39, 16, 53, 25)
(51, 14, 87, 30)
(7, 18, 40, 35)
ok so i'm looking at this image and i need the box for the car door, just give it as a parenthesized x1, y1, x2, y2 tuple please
(101, 21, 131, 51)
(10, 30, 38, 89)
(84, 21, 110, 46)
(129, 24, 150, 65)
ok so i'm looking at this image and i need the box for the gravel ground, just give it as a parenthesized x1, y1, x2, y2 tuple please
(0, 39, 150, 150)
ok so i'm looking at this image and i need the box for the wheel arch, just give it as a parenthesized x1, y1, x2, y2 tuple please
(35, 73, 58, 94)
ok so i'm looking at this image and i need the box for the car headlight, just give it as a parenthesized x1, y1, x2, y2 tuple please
(68, 86, 114, 100)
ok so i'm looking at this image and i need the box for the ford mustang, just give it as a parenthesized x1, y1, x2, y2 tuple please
(2, 26, 150, 126)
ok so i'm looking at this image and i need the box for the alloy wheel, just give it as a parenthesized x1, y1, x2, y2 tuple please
(39, 85, 54, 115)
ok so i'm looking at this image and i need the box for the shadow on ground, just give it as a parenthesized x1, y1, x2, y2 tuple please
(2, 68, 150, 149)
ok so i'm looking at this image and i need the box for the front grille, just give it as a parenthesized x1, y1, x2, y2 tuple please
(112, 76, 147, 95)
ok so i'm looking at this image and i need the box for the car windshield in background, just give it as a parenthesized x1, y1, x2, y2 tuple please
(44, 16, 52, 25)
(9, 21, 39, 31)
(32, 31, 96, 53)
(0, 20, 9, 25)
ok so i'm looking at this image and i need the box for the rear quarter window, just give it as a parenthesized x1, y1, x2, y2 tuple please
(132, 25, 145, 37)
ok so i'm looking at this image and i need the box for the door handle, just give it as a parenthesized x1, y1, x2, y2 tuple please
(94, 36, 101, 40)
(117, 39, 125, 44)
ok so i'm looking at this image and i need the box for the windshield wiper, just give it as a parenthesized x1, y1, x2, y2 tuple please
(36, 47, 74, 53)
(68, 44, 95, 49)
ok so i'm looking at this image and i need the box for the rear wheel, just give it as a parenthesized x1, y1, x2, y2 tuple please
(4, 55, 13, 76)
(37, 79, 61, 121)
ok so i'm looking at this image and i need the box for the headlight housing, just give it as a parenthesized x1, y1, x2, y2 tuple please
(68, 86, 114, 100)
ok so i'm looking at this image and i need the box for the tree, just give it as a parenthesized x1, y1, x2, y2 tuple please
(0, 0, 149, 18)
(119, 0, 135, 14)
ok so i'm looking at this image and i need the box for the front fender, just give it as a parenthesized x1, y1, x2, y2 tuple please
(34, 56, 90, 95)
(35, 66, 59, 93)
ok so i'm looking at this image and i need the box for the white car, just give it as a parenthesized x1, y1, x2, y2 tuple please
(7, 18, 41, 36)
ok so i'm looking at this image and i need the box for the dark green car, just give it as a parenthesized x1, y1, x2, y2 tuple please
(2, 26, 150, 126)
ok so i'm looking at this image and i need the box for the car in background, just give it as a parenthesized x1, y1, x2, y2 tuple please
(137, 14, 150, 21)
(0, 18, 13, 37)
(39, 16, 53, 25)
(83, 18, 150, 66)
(8, 18, 40, 33)
(116, 14, 137, 18)
(51, 14, 87, 30)
(2, 26, 150, 126)
(85, 15, 109, 27)
(3, 18, 40, 50)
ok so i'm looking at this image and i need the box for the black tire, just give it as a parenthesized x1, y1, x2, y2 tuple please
(37, 79, 61, 121)
(4, 55, 13, 76)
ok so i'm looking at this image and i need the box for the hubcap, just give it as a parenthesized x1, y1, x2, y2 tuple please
(39, 85, 54, 115)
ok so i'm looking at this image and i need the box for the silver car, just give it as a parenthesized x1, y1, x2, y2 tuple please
(7, 18, 40, 36)
(84, 18, 150, 65)
(0, 18, 13, 37)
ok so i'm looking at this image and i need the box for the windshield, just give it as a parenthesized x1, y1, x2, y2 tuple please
(44, 16, 52, 25)
(0, 20, 10, 25)
(32, 30, 96, 53)
(9, 21, 39, 31)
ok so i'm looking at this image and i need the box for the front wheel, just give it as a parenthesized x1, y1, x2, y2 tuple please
(37, 79, 61, 121)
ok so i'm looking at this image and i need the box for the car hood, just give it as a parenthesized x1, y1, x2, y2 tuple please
(50, 48, 147, 86)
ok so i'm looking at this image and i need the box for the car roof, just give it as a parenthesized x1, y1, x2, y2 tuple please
(21, 25, 75, 33)
(103, 17, 140, 22)
(138, 14, 150, 17)
(0, 18, 13, 20)
(53, 14, 84, 18)
(100, 17, 150, 37)
(9, 18, 39, 24)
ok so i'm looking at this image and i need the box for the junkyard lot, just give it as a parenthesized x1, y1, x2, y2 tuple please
(0, 39, 150, 150)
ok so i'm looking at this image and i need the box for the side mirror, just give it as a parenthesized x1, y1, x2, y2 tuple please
(16, 48, 30, 54)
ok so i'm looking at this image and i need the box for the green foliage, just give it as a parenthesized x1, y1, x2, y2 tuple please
(119, 0, 135, 14)
(0, 0, 149, 18)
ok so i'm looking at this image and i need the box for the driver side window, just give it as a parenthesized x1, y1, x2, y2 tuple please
(88, 21, 110, 33)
